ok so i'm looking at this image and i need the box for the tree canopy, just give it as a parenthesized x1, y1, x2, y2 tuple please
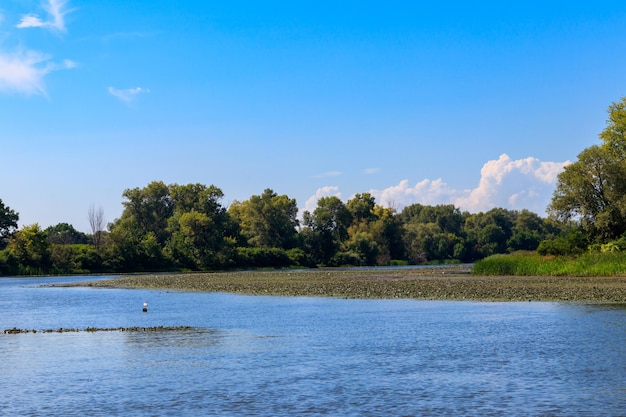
(549, 97, 626, 241)
(0, 199, 19, 249)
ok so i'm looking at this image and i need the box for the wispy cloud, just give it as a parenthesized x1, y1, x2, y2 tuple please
(362, 167, 381, 175)
(108, 86, 150, 103)
(311, 170, 342, 178)
(304, 154, 570, 216)
(16, 0, 72, 33)
(0, 49, 75, 95)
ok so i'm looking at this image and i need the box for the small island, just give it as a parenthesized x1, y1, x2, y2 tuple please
(71, 267, 626, 303)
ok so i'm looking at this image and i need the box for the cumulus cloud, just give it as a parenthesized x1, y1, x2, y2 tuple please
(303, 186, 341, 214)
(108, 86, 150, 103)
(17, 0, 71, 33)
(453, 154, 569, 213)
(0, 49, 75, 95)
(303, 154, 570, 216)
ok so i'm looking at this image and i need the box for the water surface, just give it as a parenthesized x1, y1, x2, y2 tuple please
(1, 276, 625, 416)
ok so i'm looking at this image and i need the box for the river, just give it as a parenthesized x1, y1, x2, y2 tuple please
(1, 275, 626, 416)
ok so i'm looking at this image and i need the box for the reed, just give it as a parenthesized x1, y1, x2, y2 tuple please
(473, 251, 626, 276)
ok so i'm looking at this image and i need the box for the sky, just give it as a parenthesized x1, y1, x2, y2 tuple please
(2, 1, 626, 233)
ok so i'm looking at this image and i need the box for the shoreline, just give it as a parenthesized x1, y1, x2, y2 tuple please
(66, 267, 626, 303)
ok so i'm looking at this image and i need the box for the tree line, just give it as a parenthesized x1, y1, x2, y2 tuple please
(3, 96, 625, 276)
(0, 184, 565, 275)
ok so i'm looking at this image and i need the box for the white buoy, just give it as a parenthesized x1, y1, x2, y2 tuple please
(143, 302, 148, 312)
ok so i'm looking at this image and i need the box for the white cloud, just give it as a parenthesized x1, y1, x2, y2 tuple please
(453, 154, 570, 213)
(310, 170, 342, 178)
(17, 0, 71, 33)
(0, 49, 74, 95)
(363, 167, 381, 175)
(303, 186, 341, 214)
(108, 86, 150, 103)
(303, 154, 570, 216)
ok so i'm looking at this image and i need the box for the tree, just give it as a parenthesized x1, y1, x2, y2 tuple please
(88, 204, 106, 251)
(119, 181, 173, 245)
(166, 183, 236, 268)
(229, 189, 299, 249)
(46, 223, 90, 245)
(0, 199, 19, 249)
(302, 196, 352, 265)
(347, 193, 376, 224)
(8, 224, 51, 273)
(549, 97, 626, 242)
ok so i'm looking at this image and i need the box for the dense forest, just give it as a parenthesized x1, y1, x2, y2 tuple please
(1, 96, 626, 276)
(0, 185, 568, 276)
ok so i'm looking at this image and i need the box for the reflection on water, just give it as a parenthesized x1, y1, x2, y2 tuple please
(1, 276, 626, 416)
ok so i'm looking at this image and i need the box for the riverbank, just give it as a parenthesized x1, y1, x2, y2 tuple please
(70, 267, 626, 302)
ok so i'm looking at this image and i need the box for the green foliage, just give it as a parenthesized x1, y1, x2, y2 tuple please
(537, 230, 588, 256)
(7, 224, 51, 275)
(0, 198, 19, 249)
(474, 251, 626, 276)
(229, 189, 299, 250)
(50, 244, 102, 274)
(549, 97, 626, 242)
(46, 223, 90, 245)
(302, 196, 352, 265)
(0, 181, 572, 275)
(235, 247, 291, 268)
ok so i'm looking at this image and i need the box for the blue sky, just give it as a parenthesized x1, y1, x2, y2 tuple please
(2, 1, 625, 233)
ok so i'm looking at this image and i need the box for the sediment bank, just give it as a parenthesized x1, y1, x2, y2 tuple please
(65, 267, 626, 302)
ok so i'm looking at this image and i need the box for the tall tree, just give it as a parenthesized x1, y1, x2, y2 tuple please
(120, 181, 173, 245)
(0, 199, 19, 249)
(549, 97, 626, 241)
(302, 196, 352, 264)
(347, 193, 376, 224)
(229, 189, 299, 249)
(166, 183, 235, 268)
(88, 204, 106, 251)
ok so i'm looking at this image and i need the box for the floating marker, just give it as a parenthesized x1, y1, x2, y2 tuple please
(143, 302, 148, 312)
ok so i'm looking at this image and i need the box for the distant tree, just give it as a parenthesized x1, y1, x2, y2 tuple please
(0, 199, 19, 249)
(46, 223, 90, 245)
(347, 193, 376, 224)
(88, 204, 106, 251)
(8, 224, 51, 273)
(229, 189, 299, 250)
(166, 183, 236, 268)
(119, 181, 173, 245)
(302, 196, 352, 264)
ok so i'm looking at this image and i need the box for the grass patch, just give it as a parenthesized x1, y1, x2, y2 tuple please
(473, 251, 626, 277)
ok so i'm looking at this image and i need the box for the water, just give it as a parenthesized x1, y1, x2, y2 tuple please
(1, 276, 626, 416)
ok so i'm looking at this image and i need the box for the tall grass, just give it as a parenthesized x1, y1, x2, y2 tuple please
(473, 251, 626, 276)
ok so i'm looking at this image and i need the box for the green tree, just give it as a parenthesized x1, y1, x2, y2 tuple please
(549, 97, 626, 242)
(229, 189, 299, 250)
(0, 199, 19, 249)
(347, 193, 376, 224)
(119, 181, 173, 245)
(8, 224, 51, 274)
(549, 144, 626, 241)
(45, 223, 90, 245)
(302, 196, 352, 264)
(166, 183, 236, 268)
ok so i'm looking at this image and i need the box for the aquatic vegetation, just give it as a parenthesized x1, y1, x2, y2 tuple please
(72, 267, 626, 302)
